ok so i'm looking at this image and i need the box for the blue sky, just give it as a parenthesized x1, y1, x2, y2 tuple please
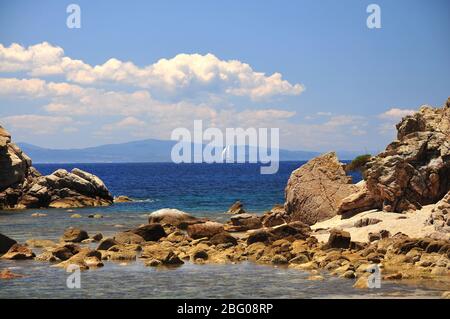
(0, 0, 449, 153)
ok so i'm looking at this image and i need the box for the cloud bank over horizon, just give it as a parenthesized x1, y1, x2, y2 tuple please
(0, 41, 418, 152)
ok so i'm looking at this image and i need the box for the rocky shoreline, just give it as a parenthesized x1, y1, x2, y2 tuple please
(1, 99, 449, 297)
(0, 125, 113, 210)
(0, 207, 449, 293)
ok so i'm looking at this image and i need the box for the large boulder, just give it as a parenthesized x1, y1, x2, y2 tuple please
(339, 99, 450, 214)
(284, 152, 359, 225)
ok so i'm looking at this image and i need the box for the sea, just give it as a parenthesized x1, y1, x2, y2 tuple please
(0, 162, 446, 298)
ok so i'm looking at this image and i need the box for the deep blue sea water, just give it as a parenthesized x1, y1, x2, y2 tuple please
(0, 163, 444, 298)
(35, 162, 362, 215)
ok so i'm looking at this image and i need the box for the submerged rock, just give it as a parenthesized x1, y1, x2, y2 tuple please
(0, 269, 25, 280)
(114, 195, 133, 203)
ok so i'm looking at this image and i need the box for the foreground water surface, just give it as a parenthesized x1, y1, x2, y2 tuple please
(0, 163, 445, 298)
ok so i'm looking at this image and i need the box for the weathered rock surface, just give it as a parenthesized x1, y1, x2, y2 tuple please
(284, 152, 359, 225)
(339, 99, 450, 215)
(0, 125, 113, 210)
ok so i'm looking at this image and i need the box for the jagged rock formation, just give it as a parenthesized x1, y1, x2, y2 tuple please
(338, 98, 450, 215)
(0, 126, 32, 191)
(284, 152, 359, 225)
(0, 125, 113, 210)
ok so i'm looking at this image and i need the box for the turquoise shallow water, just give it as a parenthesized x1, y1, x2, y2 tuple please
(0, 163, 446, 298)
(0, 260, 444, 299)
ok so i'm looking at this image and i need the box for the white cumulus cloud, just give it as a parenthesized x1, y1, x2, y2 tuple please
(0, 42, 304, 101)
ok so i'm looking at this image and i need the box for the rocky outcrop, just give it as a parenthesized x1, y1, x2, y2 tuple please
(0, 125, 113, 210)
(338, 99, 450, 214)
(284, 152, 359, 225)
(0, 126, 31, 190)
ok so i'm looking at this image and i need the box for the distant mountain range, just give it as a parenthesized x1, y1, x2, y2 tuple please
(18, 139, 365, 163)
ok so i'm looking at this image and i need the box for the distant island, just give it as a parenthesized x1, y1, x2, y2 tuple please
(18, 139, 368, 164)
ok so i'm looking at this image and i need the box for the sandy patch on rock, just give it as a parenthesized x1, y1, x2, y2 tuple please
(311, 205, 448, 243)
